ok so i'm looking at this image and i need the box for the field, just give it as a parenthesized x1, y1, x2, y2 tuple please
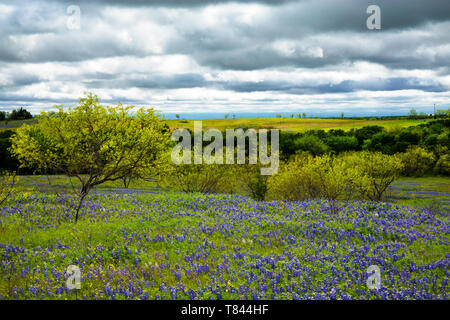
(1, 118, 430, 133)
(165, 118, 431, 132)
(0, 176, 448, 300)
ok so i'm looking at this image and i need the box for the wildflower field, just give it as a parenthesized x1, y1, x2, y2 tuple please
(0, 180, 448, 300)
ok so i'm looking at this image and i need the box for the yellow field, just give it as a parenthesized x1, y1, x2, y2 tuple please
(165, 118, 431, 132)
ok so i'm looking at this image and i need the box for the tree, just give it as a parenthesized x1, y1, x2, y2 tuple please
(302, 112, 307, 118)
(397, 146, 436, 176)
(0, 130, 20, 171)
(407, 108, 418, 119)
(165, 162, 231, 194)
(340, 112, 344, 119)
(11, 93, 170, 223)
(175, 114, 180, 120)
(0, 171, 17, 207)
(7, 107, 32, 121)
(342, 151, 403, 201)
(0, 111, 6, 121)
(236, 163, 269, 201)
(293, 134, 329, 156)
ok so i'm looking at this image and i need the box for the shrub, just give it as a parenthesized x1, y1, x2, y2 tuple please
(341, 151, 403, 201)
(269, 152, 361, 206)
(165, 163, 232, 194)
(0, 171, 17, 207)
(434, 154, 450, 176)
(7, 107, 32, 121)
(269, 153, 312, 201)
(293, 135, 329, 156)
(398, 146, 436, 176)
(236, 164, 269, 201)
(325, 135, 358, 153)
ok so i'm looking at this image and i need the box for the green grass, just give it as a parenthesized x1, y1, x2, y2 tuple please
(1, 118, 431, 133)
(0, 175, 448, 300)
(165, 118, 431, 132)
(388, 176, 450, 214)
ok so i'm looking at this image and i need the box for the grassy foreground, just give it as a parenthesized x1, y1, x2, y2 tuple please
(0, 180, 448, 299)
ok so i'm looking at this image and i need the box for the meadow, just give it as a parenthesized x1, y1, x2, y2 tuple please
(165, 118, 431, 132)
(0, 176, 448, 300)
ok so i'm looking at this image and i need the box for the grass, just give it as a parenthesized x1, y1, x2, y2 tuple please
(388, 176, 450, 215)
(165, 118, 431, 132)
(1, 118, 431, 133)
(0, 175, 448, 300)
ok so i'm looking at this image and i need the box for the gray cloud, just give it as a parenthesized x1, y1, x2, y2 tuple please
(0, 0, 449, 114)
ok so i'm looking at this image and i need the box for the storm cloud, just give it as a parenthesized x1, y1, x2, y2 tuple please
(0, 0, 449, 116)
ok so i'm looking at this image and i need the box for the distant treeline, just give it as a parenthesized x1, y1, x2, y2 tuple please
(0, 107, 33, 122)
(1, 114, 449, 176)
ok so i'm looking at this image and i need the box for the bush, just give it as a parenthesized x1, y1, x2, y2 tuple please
(325, 135, 358, 153)
(341, 151, 403, 201)
(268, 153, 319, 201)
(269, 152, 361, 206)
(398, 146, 436, 176)
(434, 154, 450, 176)
(236, 164, 269, 201)
(293, 135, 329, 156)
(362, 132, 397, 154)
(164, 163, 232, 194)
(7, 107, 32, 121)
(0, 171, 17, 207)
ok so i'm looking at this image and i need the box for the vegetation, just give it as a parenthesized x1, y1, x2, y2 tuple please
(10, 94, 171, 223)
(0, 95, 448, 301)
(0, 183, 447, 299)
(0, 171, 17, 207)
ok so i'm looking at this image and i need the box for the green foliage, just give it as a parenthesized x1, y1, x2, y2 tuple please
(362, 131, 397, 154)
(434, 153, 450, 175)
(325, 135, 358, 153)
(398, 146, 436, 177)
(235, 163, 269, 201)
(164, 162, 232, 194)
(342, 151, 403, 201)
(293, 134, 329, 156)
(11, 93, 170, 222)
(0, 130, 19, 171)
(270, 151, 403, 203)
(0, 170, 17, 207)
(269, 152, 359, 204)
(7, 107, 33, 121)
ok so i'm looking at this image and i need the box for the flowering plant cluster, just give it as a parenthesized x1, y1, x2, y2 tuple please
(0, 190, 448, 300)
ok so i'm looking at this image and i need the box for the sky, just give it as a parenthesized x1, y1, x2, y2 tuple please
(0, 0, 449, 118)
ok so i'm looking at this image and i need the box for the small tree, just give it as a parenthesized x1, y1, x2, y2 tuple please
(397, 146, 436, 176)
(236, 163, 269, 201)
(11, 93, 170, 223)
(175, 114, 180, 120)
(343, 151, 403, 201)
(0, 171, 17, 207)
(407, 108, 418, 119)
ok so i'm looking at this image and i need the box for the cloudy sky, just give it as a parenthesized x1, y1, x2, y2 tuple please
(0, 0, 449, 117)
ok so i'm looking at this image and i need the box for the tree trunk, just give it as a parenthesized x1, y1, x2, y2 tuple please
(74, 186, 89, 223)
